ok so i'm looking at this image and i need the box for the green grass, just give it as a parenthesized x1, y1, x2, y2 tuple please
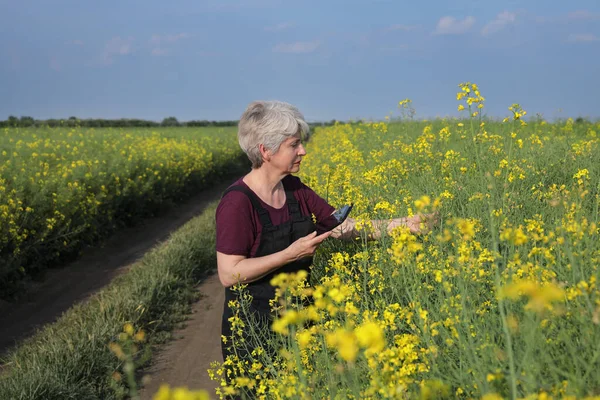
(0, 201, 220, 400)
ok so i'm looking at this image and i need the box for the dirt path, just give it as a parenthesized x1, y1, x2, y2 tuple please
(0, 178, 234, 357)
(139, 273, 224, 399)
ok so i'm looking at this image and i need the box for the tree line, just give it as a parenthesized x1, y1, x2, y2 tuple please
(0, 116, 342, 129)
(0, 116, 236, 128)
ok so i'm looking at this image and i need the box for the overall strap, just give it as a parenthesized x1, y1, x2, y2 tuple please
(222, 186, 273, 229)
(282, 180, 304, 223)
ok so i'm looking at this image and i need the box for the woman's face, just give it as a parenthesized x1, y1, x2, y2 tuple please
(269, 132, 306, 174)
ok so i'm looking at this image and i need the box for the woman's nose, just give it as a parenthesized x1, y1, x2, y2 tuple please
(298, 144, 307, 155)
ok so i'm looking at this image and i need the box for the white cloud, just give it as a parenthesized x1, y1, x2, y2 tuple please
(264, 22, 294, 32)
(103, 36, 134, 65)
(567, 10, 600, 20)
(482, 11, 516, 36)
(273, 40, 320, 53)
(567, 33, 600, 42)
(433, 16, 476, 35)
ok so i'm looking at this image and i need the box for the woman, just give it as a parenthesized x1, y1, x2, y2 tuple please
(216, 100, 433, 367)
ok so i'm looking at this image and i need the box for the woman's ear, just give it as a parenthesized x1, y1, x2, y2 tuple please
(258, 143, 271, 162)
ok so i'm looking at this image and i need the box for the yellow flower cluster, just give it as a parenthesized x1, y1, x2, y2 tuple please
(499, 280, 565, 313)
(0, 126, 241, 293)
(457, 82, 485, 117)
(153, 385, 210, 400)
(207, 83, 600, 399)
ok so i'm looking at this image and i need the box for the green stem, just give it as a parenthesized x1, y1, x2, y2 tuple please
(487, 190, 518, 399)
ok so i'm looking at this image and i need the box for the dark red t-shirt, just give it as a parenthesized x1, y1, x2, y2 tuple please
(216, 175, 336, 257)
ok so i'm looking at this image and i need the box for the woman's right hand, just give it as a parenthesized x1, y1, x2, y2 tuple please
(287, 231, 332, 261)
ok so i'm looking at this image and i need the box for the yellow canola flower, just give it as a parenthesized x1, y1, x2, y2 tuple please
(388, 225, 424, 265)
(296, 330, 313, 349)
(123, 323, 134, 336)
(481, 394, 504, 400)
(455, 218, 477, 240)
(328, 287, 346, 303)
(271, 310, 302, 335)
(573, 168, 589, 186)
(134, 330, 146, 343)
(414, 195, 431, 212)
(344, 301, 359, 315)
(270, 269, 308, 291)
(499, 280, 565, 313)
(354, 320, 385, 353)
(326, 329, 359, 362)
(500, 226, 528, 246)
(153, 384, 211, 400)
(419, 380, 450, 399)
(108, 342, 125, 360)
(374, 200, 396, 215)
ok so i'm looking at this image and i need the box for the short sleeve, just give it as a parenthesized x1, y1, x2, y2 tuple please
(215, 193, 255, 256)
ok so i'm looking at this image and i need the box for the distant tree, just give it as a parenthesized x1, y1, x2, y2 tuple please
(18, 116, 34, 127)
(186, 120, 210, 127)
(0, 116, 245, 128)
(46, 119, 59, 127)
(161, 117, 180, 127)
(65, 116, 79, 127)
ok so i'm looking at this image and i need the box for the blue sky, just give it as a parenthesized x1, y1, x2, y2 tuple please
(1, 0, 599, 122)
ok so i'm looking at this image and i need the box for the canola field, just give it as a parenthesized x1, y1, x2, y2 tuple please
(0, 126, 242, 297)
(210, 84, 600, 399)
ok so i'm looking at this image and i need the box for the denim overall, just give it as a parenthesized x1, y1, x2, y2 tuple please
(220, 180, 316, 363)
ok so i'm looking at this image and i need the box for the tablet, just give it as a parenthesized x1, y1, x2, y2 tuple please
(316, 204, 353, 235)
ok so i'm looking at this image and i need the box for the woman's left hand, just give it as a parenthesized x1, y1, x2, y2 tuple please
(411, 212, 439, 234)
(389, 212, 439, 235)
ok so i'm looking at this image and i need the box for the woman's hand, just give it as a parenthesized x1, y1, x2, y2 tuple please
(287, 231, 332, 261)
(388, 212, 440, 235)
(407, 212, 439, 234)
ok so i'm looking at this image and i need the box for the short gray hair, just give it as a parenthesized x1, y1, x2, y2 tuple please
(238, 101, 310, 169)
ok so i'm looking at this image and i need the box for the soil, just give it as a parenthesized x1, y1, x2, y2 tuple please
(138, 273, 223, 398)
(0, 178, 234, 391)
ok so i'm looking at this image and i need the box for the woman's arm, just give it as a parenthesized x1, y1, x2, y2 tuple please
(217, 251, 293, 287)
(217, 230, 332, 287)
(330, 214, 435, 241)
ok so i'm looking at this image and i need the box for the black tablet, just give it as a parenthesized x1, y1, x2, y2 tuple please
(316, 204, 353, 235)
